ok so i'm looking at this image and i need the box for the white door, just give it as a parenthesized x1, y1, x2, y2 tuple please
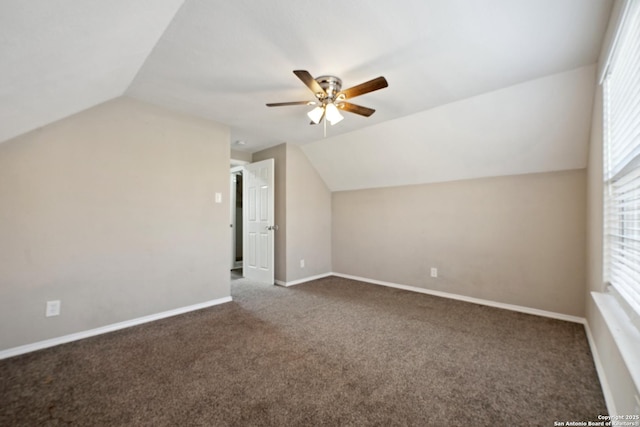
(243, 159, 275, 284)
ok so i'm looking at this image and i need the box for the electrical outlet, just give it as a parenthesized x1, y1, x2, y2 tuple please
(430, 267, 438, 278)
(46, 300, 61, 317)
(300, 259, 305, 268)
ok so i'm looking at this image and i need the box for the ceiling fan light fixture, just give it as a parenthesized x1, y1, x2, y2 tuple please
(267, 70, 388, 128)
(325, 102, 344, 125)
(307, 106, 324, 124)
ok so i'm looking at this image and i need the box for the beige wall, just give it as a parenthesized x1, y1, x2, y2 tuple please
(252, 143, 332, 284)
(285, 144, 331, 282)
(586, 84, 638, 414)
(0, 97, 231, 351)
(587, 89, 605, 299)
(230, 149, 252, 163)
(333, 170, 586, 316)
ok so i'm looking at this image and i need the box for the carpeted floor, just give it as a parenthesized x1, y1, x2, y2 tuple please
(0, 276, 606, 426)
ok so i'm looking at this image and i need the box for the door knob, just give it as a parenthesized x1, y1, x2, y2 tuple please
(266, 225, 279, 231)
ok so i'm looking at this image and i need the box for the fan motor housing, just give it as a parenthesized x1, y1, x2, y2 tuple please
(316, 75, 342, 101)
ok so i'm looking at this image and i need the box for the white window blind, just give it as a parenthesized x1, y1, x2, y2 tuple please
(604, 0, 640, 323)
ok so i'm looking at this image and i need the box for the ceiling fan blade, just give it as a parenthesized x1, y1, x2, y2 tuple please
(338, 76, 388, 99)
(339, 102, 376, 117)
(266, 101, 314, 107)
(293, 70, 326, 96)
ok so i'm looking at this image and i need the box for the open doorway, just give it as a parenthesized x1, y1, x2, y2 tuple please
(230, 166, 243, 280)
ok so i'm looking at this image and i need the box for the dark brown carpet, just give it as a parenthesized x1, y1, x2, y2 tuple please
(0, 276, 606, 426)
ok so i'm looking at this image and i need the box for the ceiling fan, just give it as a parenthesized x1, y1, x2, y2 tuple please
(266, 70, 388, 126)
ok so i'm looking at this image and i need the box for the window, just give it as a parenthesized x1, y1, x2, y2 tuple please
(603, 0, 640, 326)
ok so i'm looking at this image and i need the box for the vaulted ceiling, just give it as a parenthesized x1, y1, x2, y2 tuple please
(0, 0, 613, 189)
(0, 1, 184, 144)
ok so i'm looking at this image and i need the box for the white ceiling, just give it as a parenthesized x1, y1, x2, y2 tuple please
(126, 0, 612, 152)
(0, 0, 612, 187)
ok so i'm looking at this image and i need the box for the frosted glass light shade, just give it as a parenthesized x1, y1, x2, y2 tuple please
(307, 106, 324, 124)
(325, 103, 343, 125)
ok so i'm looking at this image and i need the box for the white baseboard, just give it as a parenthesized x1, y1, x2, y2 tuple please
(275, 272, 332, 287)
(0, 296, 232, 360)
(583, 321, 617, 415)
(332, 272, 586, 324)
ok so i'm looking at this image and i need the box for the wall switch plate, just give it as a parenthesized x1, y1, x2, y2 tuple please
(215, 192, 222, 203)
(300, 259, 305, 268)
(430, 267, 438, 278)
(46, 300, 61, 317)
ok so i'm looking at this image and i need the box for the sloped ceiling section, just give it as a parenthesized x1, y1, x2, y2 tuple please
(0, 0, 185, 143)
(127, 0, 611, 152)
(302, 65, 597, 192)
